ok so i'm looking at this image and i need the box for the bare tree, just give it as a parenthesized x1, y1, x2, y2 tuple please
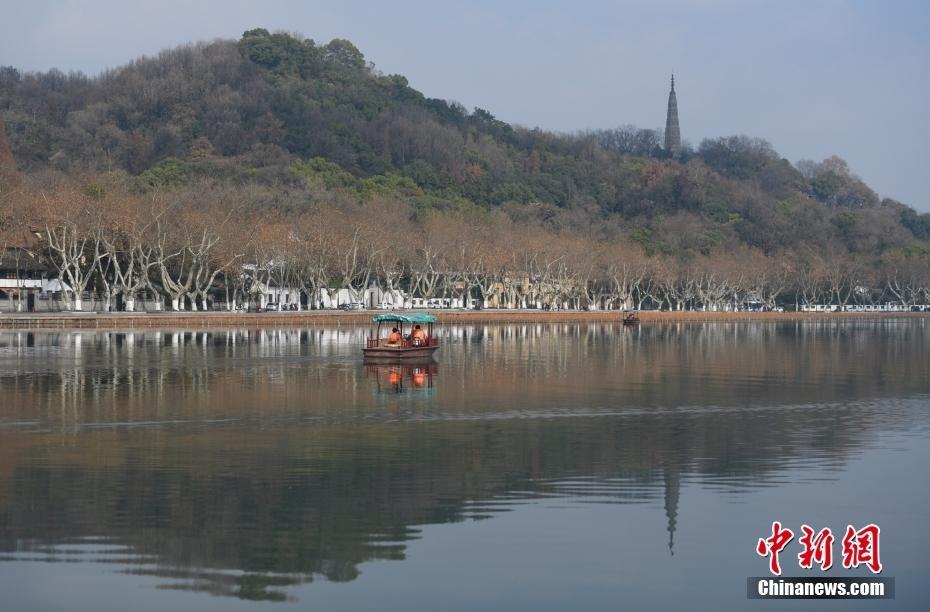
(40, 188, 105, 311)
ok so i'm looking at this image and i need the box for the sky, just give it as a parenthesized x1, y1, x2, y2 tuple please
(2, 0, 929, 211)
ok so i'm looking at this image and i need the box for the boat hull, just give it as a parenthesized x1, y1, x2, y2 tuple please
(362, 345, 440, 361)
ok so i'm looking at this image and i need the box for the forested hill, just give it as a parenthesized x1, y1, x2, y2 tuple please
(1, 28, 929, 258)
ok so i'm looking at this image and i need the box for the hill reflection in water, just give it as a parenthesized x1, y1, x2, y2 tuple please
(0, 321, 928, 605)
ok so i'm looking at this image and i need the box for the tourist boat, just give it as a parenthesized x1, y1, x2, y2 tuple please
(363, 313, 440, 361)
(622, 310, 640, 326)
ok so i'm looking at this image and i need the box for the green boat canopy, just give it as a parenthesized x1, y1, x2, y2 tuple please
(371, 312, 438, 324)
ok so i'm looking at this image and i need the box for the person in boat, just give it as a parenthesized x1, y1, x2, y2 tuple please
(387, 327, 402, 346)
(411, 324, 427, 346)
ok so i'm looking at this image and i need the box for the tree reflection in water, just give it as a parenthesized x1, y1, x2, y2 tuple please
(0, 321, 927, 601)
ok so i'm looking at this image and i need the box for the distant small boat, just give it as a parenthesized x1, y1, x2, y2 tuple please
(622, 311, 640, 326)
(363, 312, 440, 361)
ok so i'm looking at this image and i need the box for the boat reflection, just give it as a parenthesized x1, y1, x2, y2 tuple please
(366, 362, 438, 393)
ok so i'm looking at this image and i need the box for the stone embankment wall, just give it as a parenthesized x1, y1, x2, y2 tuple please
(0, 310, 927, 330)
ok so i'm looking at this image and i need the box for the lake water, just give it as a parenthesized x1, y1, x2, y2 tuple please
(0, 321, 928, 611)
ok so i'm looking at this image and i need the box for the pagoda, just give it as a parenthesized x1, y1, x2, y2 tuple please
(664, 74, 681, 156)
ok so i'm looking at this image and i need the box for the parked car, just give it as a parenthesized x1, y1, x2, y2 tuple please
(377, 302, 399, 310)
(338, 302, 363, 310)
(264, 303, 279, 312)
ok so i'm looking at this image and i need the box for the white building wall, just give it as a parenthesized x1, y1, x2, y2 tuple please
(0, 279, 43, 289)
(254, 283, 303, 310)
(314, 287, 408, 309)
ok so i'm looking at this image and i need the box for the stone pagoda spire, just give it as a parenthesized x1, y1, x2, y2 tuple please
(664, 74, 681, 156)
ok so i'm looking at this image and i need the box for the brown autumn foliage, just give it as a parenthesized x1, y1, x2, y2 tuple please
(2, 171, 928, 313)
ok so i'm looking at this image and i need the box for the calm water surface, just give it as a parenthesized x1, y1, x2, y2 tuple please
(1, 321, 929, 611)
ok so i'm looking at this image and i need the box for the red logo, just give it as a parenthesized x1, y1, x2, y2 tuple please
(756, 521, 794, 576)
(757, 522, 882, 575)
(842, 524, 882, 574)
(798, 525, 834, 571)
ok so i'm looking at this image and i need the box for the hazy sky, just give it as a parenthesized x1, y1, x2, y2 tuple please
(3, 0, 928, 210)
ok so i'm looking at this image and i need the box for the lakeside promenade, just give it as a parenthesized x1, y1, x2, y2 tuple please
(0, 310, 927, 330)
